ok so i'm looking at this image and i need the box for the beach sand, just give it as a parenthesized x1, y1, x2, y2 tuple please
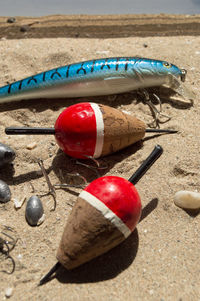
(0, 15, 199, 301)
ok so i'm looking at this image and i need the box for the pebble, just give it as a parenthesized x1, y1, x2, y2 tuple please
(25, 195, 44, 226)
(13, 196, 26, 209)
(0, 143, 16, 167)
(7, 17, 16, 23)
(17, 254, 23, 260)
(26, 142, 37, 150)
(20, 25, 29, 32)
(174, 190, 200, 209)
(0, 180, 11, 203)
(5, 287, 13, 298)
(37, 213, 45, 226)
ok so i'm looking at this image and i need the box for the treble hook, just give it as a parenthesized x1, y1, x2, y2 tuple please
(37, 159, 57, 211)
(138, 89, 171, 128)
(54, 172, 87, 189)
(0, 254, 15, 274)
(0, 226, 17, 274)
(75, 155, 108, 178)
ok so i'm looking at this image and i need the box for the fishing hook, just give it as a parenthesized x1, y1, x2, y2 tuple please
(37, 159, 56, 211)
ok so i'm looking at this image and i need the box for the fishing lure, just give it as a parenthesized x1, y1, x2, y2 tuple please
(0, 57, 188, 103)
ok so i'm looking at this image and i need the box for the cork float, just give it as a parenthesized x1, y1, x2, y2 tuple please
(5, 102, 176, 159)
(39, 144, 163, 285)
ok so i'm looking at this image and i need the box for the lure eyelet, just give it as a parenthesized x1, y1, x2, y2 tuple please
(180, 68, 187, 82)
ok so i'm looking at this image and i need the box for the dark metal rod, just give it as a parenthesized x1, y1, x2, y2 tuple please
(145, 128, 177, 133)
(39, 262, 61, 286)
(5, 127, 55, 135)
(128, 144, 163, 185)
(5, 127, 177, 135)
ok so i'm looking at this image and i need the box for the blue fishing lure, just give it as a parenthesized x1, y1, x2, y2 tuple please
(0, 57, 186, 103)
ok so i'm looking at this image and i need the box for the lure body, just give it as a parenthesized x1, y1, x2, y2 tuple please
(57, 175, 142, 269)
(54, 102, 145, 159)
(0, 57, 185, 103)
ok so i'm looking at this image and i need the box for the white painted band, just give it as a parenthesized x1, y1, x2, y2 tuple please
(80, 190, 131, 238)
(90, 103, 104, 158)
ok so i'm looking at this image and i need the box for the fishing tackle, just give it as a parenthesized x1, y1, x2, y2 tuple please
(0, 143, 15, 167)
(25, 195, 45, 226)
(37, 159, 56, 211)
(39, 144, 163, 285)
(0, 180, 11, 203)
(0, 57, 188, 104)
(0, 226, 17, 274)
(6, 102, 176, 159)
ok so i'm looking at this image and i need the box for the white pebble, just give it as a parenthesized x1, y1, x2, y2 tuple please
(13, 197, 26, 209)
(96, 50, 110, 54)
(174, 190, 200, 209)
(17, 254, 23, 260)
(26, 142, 37, 150)
(5, 287, 13, 298)
(37, 213, 45, 226)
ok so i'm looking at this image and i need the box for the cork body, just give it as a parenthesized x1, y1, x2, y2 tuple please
(56, 197, 125, 270)
(99, 104, 146, 157)
(54, 102, 146, 159)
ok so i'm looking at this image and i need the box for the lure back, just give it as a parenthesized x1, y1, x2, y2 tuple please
(0, 57, 186, 103)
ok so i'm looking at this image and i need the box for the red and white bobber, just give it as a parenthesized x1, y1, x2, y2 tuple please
(54, 102, 146, 159)
(57, 175, 142, 269)
(39, 145, 163, 285)
(5, 102, 175, 159)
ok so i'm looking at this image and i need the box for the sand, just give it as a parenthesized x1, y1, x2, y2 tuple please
(0, 15, 200, 301)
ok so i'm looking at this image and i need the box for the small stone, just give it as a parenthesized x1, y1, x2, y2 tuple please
(174, 190, 200, 209)
(13, 197, 26, 209)
(0, 180, 11, 203)
(143, 43, 148, 48)
(26, 142, 37, 150)
(17, 254, 23, 260)
(7, 17, 16, 23)
(96, 50, 110, 55)
(37, 213, 45, 226)
(5, 287, 13, 298)
(20, 25, 29, 32)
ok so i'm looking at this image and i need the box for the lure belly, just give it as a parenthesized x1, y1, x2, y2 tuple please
(0, 57, 186, 103)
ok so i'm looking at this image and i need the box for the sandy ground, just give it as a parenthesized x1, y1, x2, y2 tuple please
(1, 14, 200, 39)
(0, 15, 200, 301)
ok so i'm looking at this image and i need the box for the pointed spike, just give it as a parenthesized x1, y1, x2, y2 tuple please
(128, 145, 163, 185)
(38, 262, 61, 286)
(145, 128, 178, 134)
(5, 127, 55, 135)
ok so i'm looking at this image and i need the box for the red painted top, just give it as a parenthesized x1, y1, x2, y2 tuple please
(85, 176, 142, 231)
(54, 103, 97, 159)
